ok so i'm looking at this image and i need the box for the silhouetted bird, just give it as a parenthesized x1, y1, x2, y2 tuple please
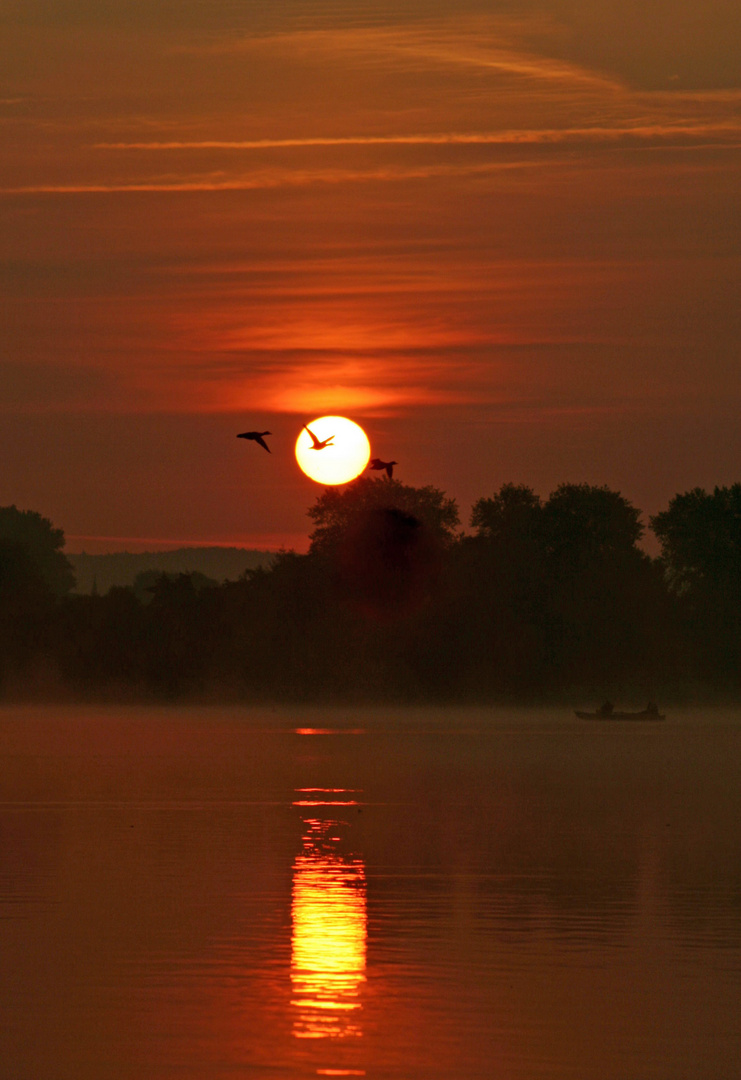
(304, 425, 334, 450)
(368, 457, 397, 478)
(237, 431, 272, 453)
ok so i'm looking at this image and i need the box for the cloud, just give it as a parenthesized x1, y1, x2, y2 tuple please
(7, 122, 740, 198)
(187, 19, 614, 80)
(0, 159, 545, 196)
(95, 123, 741, 153)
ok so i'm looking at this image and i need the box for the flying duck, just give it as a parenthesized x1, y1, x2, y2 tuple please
(304, 424, 335, 450)
(368, 458, 397, 478)
(237, 431, 272, 453)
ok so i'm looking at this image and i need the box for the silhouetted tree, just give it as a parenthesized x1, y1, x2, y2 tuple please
(541, 483, 643, 565)
(308, 476, 460, 621)
(0, 505, 75, 596)
(471, 483, 543, 548)
(0, 539, 57, 688)
(651, 485, 741, 683)
(460, 483, 661, 695)
(459, 485, 549, 693)
(651, 485, 741, 599)
(309, 476, 460, 552)
(55, 586, 147, 692)
(140, 573, 218, 695)
(4, 484, 738, 701)
(540, 484, 658, 689)
(133, 569, 218, 604)
(0, 539, 51, 610)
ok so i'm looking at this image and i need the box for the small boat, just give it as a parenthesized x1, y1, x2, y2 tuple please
(575, 708, 665, 721)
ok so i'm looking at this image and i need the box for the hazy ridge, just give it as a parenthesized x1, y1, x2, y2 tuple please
(69, 547, 275, 594)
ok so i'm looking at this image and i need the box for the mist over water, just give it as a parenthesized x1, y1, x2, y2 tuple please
(1, 706, 739, 1079)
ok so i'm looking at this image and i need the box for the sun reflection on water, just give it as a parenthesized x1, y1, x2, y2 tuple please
(291, 811, 367, 1040)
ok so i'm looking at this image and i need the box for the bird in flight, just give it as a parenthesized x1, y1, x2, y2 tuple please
(304, 424, 335, 450)
(237, 430, 272, 453)
(368, 457, 398, 479)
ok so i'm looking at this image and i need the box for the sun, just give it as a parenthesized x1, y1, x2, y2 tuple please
(295, 416, 371, 485)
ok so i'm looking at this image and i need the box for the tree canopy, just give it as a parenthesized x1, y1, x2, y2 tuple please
(0, 505, 75, 596)
(470, 483, 542, 546)
(542, 483, 643, 562)
(0, 479, 739, 700)
(307, 477, 460, 618)
(651, 485, 741, 599)
(308, 476, 460, 554)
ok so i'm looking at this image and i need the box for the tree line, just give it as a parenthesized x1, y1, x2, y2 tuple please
(1, 479, 740, 702)
(69, 547, 273, 595)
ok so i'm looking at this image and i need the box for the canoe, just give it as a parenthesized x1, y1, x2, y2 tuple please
(575, 710, 665, 721)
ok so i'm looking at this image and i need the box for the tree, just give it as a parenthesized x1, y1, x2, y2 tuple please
(462, 482, 658, 693)
(0, 539, 57, 689)
(0, 539, 50, 608)
(306, 477, 460, 619)
(308, 476, 460, 553)
(650, 485, 741, 684)
(0, 506, 75, 596)
(650, 485, 741, 600)
(459, 485, 548, 692)
(132, 569, 218, 605)
(542, 483, 643, 565)
(470, 483, 543, 545)
(540, 484, 655, 688)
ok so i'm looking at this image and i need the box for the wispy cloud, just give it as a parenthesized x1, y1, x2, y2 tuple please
(151, 348, 490, 414)
(0, 159, 545, 196)
(8, 121, 735, 197)
(190, 19, 623, 90)
(95, 124, 741, 152)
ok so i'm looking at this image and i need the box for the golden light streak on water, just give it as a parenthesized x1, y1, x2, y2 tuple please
(291, 817, 367, 1040)
(294, 729, 366, 736)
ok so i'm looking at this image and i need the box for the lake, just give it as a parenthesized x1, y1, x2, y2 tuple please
(1, 705, 740, 1079)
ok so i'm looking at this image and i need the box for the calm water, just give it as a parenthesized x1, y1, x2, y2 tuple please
(1, 706, 740, 1080)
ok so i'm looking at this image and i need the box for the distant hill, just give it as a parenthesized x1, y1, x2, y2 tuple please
(69, 547, 275, 595)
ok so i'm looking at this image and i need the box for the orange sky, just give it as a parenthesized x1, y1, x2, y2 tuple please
(2, 1, 740, 550)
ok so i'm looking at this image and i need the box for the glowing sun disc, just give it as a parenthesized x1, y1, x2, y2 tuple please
(296, 416, 371, 485)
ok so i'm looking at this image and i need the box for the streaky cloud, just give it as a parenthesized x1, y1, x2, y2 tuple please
(95, 124, 741, 152)
(186, 21, 623, 90)
(0, 159, 545, 196)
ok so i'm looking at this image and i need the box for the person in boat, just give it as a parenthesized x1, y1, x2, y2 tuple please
(598, 701, 614, 716)
(646, 701, 659, 715)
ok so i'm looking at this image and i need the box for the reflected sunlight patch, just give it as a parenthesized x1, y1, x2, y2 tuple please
(294, 801, 361, 807)
(316, 1071, 366, 1076)
(294, 787, 362, 808)
(294, 728, 366, 736)
(295, 790, 365, 807)
(292, 819, 367, 1040)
